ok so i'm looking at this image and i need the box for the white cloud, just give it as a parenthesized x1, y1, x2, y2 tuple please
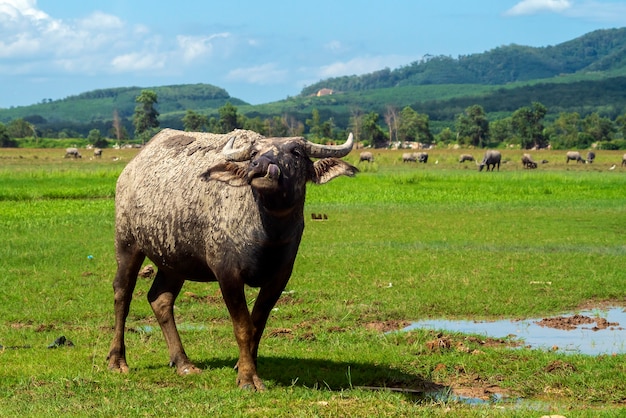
(111, 52, 166, 72)
(505, 0, 572, 16)
(77, 11, 124, 31)
(0, 0, 49, 21)
(325, 40, 343, 53)
(177, 33, 230, 62)
(227, 63, 288, 84)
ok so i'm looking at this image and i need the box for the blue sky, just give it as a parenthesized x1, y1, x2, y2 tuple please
(1, 0, 626, 109)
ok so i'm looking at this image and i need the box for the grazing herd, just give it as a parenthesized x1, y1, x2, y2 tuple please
(66, 143, 623, 173)
(354, 147, 623, 172)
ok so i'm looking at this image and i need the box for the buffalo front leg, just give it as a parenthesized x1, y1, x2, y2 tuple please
(219, 278, 265, 391)
(147, 270, 200, 375)
(247, 279, 290, 364)
(107, 247, 144, 373)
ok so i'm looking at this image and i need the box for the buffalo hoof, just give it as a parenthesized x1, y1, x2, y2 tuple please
(175, 363, 202, 376)
(238, 375, 266, 391)
(107, 356, 130, 373)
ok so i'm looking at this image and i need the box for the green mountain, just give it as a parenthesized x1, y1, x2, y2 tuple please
(1, 27, 626, 138)
(299, 27, 626, 95)
(0, 84, 247, 136)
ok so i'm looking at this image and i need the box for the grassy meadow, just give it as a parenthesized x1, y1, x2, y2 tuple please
(1, 146, 625, 417)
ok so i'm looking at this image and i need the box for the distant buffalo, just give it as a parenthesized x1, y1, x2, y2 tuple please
(359, 151, 374, 163)
(402, 152, 417, 163)
(622, 153, 626, 167)
(64, 147, 82, 158)
(586, 151, 595, 163)
(478, 150, 501, 171)
(521, 153, 537, 169)
(94, 148, 103, 158)
(402, 152, 427, 163)
(566, 151, 585, 163)
(458, 154, 475, 163)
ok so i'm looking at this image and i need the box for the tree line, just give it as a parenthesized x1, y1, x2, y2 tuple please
(2, 89, 626, 150)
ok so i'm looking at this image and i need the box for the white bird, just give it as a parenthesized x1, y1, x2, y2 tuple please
(609, 164, 616, 170)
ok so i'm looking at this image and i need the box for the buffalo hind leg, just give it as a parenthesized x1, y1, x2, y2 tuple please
(147, 270, 201, 375)
(107, 246, 144, 373)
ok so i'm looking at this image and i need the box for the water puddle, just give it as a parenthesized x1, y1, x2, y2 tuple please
(404, 307, 626, 355)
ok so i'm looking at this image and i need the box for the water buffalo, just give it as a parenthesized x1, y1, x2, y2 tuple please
(586, 151, 595, 163)
(622, 153, 626, 167)
(106, 129, 358, 391)
(94, 148, 103, 158)
(416, 152, 428, 163)
(402, 152, 428, 163)
(521, 153, 537, 169)
(566, 151, 585, 163)
(402, 152, 417, 163)
(478, 150, 501, 171)
(64, 147, 82, 158)
(359, 151, 374, 163)
(459, 154, 475, 163)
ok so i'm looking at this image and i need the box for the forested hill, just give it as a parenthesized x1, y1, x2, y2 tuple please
(0, 83, 247, 123)
(300, 28, 626, 95)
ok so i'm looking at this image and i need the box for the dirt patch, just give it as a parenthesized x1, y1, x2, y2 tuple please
(425, 332, 520, 354)
(536, 314, 621, 331)
(365, 320, 411, 333)
(544, 360, 577, 373)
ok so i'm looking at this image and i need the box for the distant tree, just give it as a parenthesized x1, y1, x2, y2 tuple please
(87, 129, 108, 148)
(0, 122, 17, 147)
(320, 118, 334, 140)
(264, 116, 289, 137)
(582, 112, 615, 144)
(362, 112, 387, 148)
(398, 106, 433, 144)
(182, 110, 208, 132)
(243, 116, 265, 134)
(548, 112, 581, 149)
(133, 90, 159, 143)
(511, 102, 547, 149)
(349, 107, 364, 146)
(437, 127, 454, 144)
(456, 105, 489, 147)
(306, 109, 323, 139)
(384, 106, 399, 143)
(112, 109, 125, 141)
(218, 102, 240, 133)
(6, 118, 33, 138)
(489, 117, 513, 146)
(283, 114, 304, 136)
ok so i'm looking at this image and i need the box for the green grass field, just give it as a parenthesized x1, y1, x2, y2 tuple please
(1, 147, 625, 417)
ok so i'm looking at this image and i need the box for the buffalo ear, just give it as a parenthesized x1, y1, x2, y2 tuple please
(311, 158, 359, 184)
(199, 162, 249, 186)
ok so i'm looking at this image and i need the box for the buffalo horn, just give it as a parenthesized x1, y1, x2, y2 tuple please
(222, 136, 251, 161)
(305, 133, 354, 158)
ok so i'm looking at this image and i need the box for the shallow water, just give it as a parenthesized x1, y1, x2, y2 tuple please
(404, 307, 626, 355)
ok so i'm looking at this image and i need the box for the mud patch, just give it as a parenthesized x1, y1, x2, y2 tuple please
(366, 320, 411, 333)
(536, 314, 619, 331)
(404, 307, 626, 355)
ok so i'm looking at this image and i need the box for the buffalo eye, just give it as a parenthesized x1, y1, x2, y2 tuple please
(290, 145, 304, 158)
